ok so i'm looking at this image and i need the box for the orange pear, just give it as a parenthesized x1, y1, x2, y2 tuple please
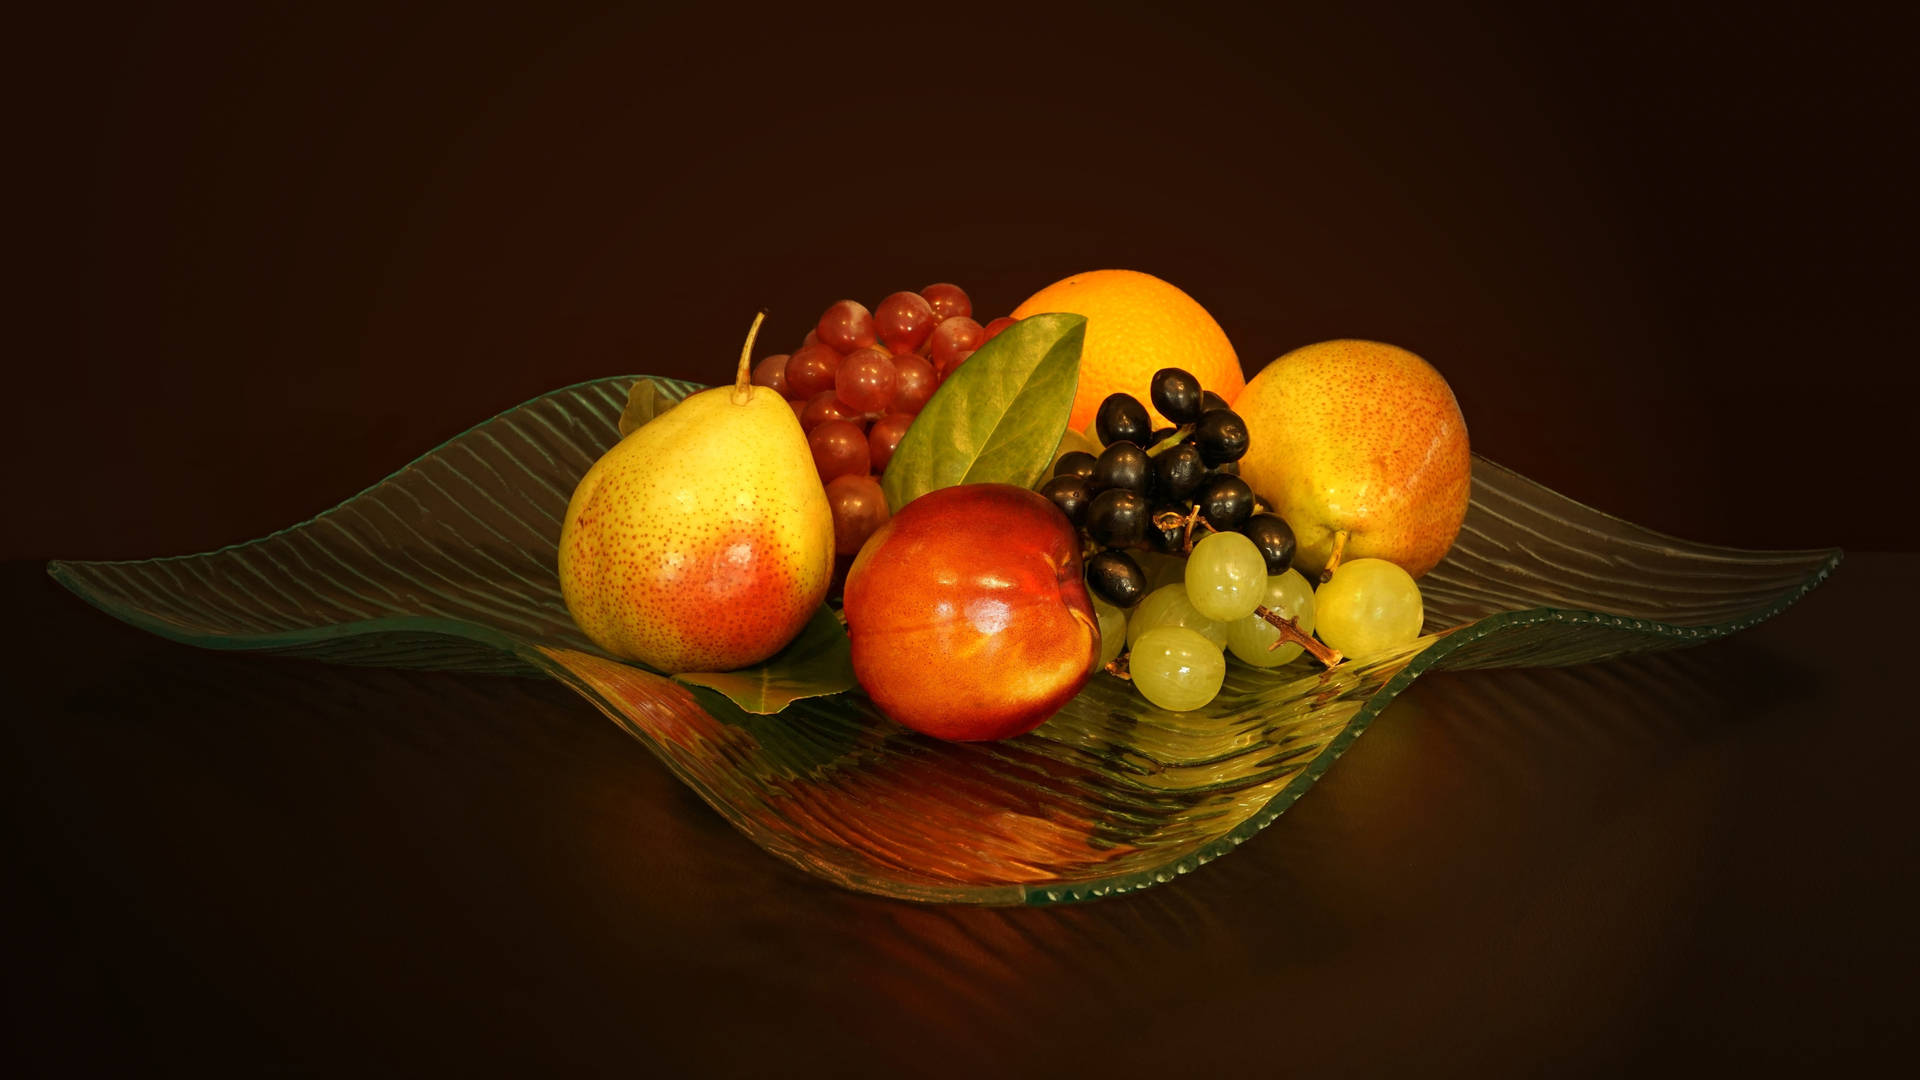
(1233, 340, 1469, 580)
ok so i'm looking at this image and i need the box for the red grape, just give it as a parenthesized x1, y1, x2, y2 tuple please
(825, 473, 890, 557)
(927, 316, 983, 373)
(808, 419, 870, 484)
(979, 315, 1018, 343)
(752, 353, 790, 396)
(835, 347, 897, 414)
(891, 354, 937, 414)
(789, 398, 806, 424)
(785, 342, 843, 399)
(801, 328, 820, 347)
(801, 389, 861, 431)
(868, 412, 914, 472)
(921, 282, 972, 321)
(938, 347, 975, 380)
(875, 291, 937, 353)
(817, 300, 877, 352)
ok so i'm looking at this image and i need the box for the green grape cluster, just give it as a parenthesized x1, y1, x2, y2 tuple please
(1123, 560, 1320, 712)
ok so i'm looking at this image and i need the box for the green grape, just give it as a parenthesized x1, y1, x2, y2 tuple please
(1127, 583, 1229, 650)
(1092, 596, 1128, 670)
(1225, 569, 1317, 667)
(1136, 551, 1189, 593)
(1314, 558, 1424, 658)
(1184, 531, 1267, 622)
(1130, 626, 1226, 711)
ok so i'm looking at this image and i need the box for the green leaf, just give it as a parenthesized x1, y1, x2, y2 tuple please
(880, 313, 1086, 512)
(617, 377, 677, 438)
(672, 605, 855, 714)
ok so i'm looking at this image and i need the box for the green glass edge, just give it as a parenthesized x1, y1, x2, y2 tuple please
(40, 571, 543, 666)
(45, 374, 702, 573)
(41, 374, 1847, 906)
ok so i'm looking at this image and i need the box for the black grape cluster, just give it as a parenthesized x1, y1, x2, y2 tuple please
(1039, 368, 1296, 609)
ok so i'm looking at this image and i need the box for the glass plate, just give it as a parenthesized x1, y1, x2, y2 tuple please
(48, 377, 1840, 905)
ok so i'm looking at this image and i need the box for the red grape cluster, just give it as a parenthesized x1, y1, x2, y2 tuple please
(751, 284, 1017, 565)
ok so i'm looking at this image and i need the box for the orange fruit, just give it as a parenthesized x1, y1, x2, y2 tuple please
(1010, 270, 1244, 433)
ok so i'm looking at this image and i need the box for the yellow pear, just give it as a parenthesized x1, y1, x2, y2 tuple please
(1234, 339, 1470, 580)
(558, 315, 834, 673)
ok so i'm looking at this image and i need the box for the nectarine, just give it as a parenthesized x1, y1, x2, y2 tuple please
(842, 484, 1100, 742)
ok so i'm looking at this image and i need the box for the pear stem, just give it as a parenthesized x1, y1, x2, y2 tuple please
(732, 310, 767, 405)
(1319, 529, 1350, 585)
(1256, 605, 1343, 668)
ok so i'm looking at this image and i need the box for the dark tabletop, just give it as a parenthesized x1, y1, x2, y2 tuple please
(6, 553, 1914, 1075)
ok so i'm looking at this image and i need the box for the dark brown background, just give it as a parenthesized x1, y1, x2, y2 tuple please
(10, 2, 1916, 563)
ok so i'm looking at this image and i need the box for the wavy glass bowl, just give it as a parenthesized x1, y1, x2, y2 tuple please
(49, 377, 1840, 905)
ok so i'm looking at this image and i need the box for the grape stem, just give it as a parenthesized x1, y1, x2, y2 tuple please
(1319, 529, 1350, 584)
(1104, 653, 1132, 681)
(1256, 605, 1343, 668)
(1182, 507, 1212, 552)
(732, 310, 768, 405)
(1143, 425, 1194, 457)
(1150, 505, 1218, 556)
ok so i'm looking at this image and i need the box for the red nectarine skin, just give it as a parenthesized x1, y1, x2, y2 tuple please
(843, 484, 1100, 742)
